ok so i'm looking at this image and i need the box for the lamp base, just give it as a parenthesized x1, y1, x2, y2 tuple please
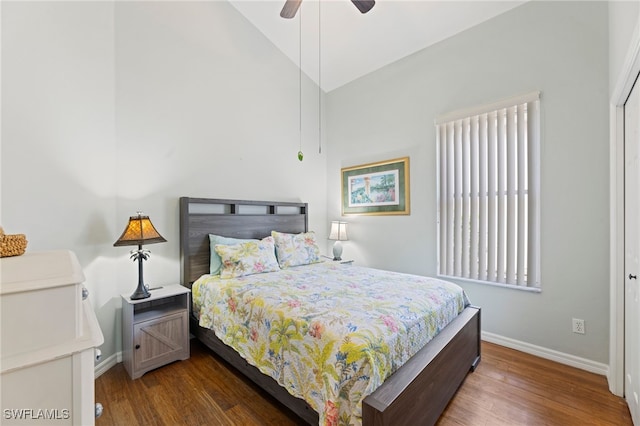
(130, 246, 151, 300)
(332, 241, 343, 261)
(130, 283, 151, 300)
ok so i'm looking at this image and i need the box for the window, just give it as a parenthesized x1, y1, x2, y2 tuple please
(435, 92, 540, 290)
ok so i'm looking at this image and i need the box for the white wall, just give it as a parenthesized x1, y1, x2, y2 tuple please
(2, 1, 327, 363)
(1, 0, 120, 357)
(326, 1, 610, 363)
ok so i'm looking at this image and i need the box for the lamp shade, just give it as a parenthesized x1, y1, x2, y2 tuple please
(329, 221, 348, 241)
(114, 213, 167, 247)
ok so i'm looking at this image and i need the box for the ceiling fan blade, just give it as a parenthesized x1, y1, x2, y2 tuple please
(280, 0, 302, 19)
(351, 0, 375, 14)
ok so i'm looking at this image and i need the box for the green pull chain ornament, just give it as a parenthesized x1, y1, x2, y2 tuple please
(298, 150, 304, 161)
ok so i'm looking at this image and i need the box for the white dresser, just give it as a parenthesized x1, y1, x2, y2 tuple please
(0, 250, 104, 425)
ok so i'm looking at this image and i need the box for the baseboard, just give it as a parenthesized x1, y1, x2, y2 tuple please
(94, 351, 122, 379)
(482, 331, 609, 376)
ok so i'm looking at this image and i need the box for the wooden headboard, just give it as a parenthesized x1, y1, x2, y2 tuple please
(179, 197, 308, 287)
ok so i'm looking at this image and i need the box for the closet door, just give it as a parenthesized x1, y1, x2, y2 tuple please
(625, 75, 640, 425)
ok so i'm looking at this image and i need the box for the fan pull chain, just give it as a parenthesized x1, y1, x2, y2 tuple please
(297, 6, 304, 162)
(318, 0, 322, 155)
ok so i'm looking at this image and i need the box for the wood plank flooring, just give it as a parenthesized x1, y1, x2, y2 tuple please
(95, 339, 632, 425)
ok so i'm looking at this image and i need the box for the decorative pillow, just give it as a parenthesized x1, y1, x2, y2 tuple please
(271, 230, 321, 268)
(215, 236, 280, 279)
(209, 234, 256, 275)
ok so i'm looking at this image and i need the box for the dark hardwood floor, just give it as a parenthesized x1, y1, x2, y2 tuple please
(95, 340, 632, 425)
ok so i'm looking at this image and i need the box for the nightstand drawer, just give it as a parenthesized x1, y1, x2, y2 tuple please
(133, 310, 189, 374)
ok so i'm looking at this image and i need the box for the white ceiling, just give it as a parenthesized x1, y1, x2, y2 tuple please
(229, 0, 527, 92)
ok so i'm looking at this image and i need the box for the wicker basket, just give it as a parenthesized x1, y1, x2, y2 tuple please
(0, 226, 28, 257)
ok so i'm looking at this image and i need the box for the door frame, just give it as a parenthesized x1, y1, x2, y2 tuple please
(610, 21, 640, 396)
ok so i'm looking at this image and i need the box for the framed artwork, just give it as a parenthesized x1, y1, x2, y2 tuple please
(341, 157, 410, 215)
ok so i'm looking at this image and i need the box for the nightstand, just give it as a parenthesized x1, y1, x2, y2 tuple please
(121, 284, 190, 379)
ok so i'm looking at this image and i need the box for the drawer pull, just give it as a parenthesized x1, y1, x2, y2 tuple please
(82, 286, 89, 300)
(95, 349, 102, 362)
(135, 344, 141, 350)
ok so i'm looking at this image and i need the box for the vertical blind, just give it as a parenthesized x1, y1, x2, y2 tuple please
(435, 92, 540, 288)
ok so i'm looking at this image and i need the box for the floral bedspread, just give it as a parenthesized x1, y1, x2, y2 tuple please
(192, 262, 469, 426)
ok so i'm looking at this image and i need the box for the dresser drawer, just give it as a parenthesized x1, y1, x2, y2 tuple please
(1, 251, 85, 358)
(1, 348, 98, 426)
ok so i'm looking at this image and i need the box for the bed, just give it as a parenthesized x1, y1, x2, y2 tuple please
(180, 197, 481, 426)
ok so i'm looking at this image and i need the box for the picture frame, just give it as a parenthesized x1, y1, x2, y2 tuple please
(341, 157, 410, 215)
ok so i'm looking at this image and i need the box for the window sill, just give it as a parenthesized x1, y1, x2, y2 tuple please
(437, 274, 542, 293)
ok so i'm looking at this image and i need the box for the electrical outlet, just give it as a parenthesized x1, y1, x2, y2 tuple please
(572, 318, 585, 334)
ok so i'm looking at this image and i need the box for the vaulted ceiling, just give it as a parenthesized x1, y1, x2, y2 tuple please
(230, 0, 527, 92)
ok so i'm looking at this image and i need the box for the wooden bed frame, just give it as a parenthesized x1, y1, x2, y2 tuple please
(179, 197, 481, 426)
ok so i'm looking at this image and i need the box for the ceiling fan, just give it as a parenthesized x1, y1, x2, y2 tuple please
(280, 0, 375, 19)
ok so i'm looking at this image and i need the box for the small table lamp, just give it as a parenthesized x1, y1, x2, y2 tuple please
(329, 221, 348, 261)
(114, 212, 167, 300)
